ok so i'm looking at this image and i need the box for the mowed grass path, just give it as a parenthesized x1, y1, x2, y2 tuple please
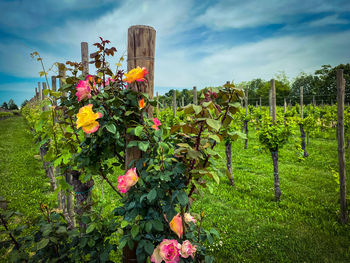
(0, 116, 50, 222)
(192, 127, 350, 262)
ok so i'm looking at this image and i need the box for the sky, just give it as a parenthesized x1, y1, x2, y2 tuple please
(0, 0, 350, 105)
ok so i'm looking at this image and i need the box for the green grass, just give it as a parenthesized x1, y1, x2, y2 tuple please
(192, 127, 350, 262)
(1, 117, 350, 262)
(0, 112, 14, 118)
(0, 116, 51, 222)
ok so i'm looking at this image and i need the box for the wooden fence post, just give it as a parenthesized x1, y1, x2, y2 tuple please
(81, 42, 89, 76)
(313, 95, 316, 108)
(193, 86, 197, 105)
(270, 79, 281, 201)
(125, 24, 156, 263)
(259, 96, 262, 109)
(51, 76, 57, 106)
(271, 80, 276, 123)
(269, 89, 272, 117)
(173, 91, 177, 116)
(300, 86, 308, 157)
(244, 86, 249, 149)
(337, 69, 347, 224)
(182, 96, 184, 107)
(38, 82, 42, 101)
(156, 92, 159, 117)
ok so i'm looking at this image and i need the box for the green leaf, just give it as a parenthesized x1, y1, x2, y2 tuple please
(106, 124, 116, 134)
(56, 226, 67, 234)
(127, 141, 138, 148)
(131, 225, 139, 239)
(36, 238, 49, 250)
(147, 188, 157, 202)
(125, 111, 134, 116)
(86, 224, 95, 234)
(134, 126, 143, 137)
(145, 221, 152, 233)
(152, 220, 164, 231)
(177, 191, 189, 206)
(138, 141, 149, 152)
(121, 221, 129, 228)
(206, 119, 221, 132)
(144, 241, 154, 255)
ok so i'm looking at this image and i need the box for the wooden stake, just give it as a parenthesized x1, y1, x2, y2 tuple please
(284, 98, 286, 113)
(38, 82, 42, 101)
(156, 92, 159, 117)
(51, 76, 57, 106)
(259, 96, 262, 109)
(182, 96, 184, 107)
(269, 89, 272, 117)
(337, 69, 347, 224)
(81, 42, 89, 76)
(193, 86, 197, 105)
(125, 24, 156, 263)
(300, 86, 303, 120)
(271, 79, 276, 123)
(173, 91, 176, 116)
(313, 95, 316, 108)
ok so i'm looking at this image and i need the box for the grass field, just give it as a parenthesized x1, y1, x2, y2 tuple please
(1, 117, 350, 262)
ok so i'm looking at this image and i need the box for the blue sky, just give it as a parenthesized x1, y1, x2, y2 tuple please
(0, 0, 350, 105)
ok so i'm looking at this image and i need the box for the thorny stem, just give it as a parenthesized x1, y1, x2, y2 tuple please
(0, 214, 21, 250)
(99, 168, 123, 198)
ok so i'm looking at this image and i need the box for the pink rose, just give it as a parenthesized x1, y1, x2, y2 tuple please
(117, 168, 139, 193)
(151, 239, 180, 263)
(169, 213, 183, 239)
(179, 240, 197, 259)
(75, 80, 91, 102)
(184, 213, 196, 224)
(152, 118, 162, 130)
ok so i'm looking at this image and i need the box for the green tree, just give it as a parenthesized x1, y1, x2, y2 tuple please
(1, 102, 8, 109)
(8, 99, 18, 110)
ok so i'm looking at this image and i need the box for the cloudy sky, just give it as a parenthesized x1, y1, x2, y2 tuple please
(0, 0, 350, 105)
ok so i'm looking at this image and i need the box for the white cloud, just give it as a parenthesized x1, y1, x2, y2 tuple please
(196, 0, 350, 29)
(309, 14, 349, 27)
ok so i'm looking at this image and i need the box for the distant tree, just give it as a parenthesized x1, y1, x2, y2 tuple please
(248, 78, 265, 102)
(1, 102, 8, 110)
(290, 72, 319, 105)
(21, 99, 29, 108)
(8, 99, 18, 110)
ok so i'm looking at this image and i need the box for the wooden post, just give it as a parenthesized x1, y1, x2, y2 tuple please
(244, 86, 249, 149)
(81, 42, 89, 76)
(284, 98, 286, 113)
(313, 95, 316, 108)
(38, 82, 42, 101)
(337, 69, 347, 224)
(173, 91, 176, 116)
(182, 96, 184, 107)
(51, 76, 57, 106)
(156, 92, 159, 117)
(259, 96, 262, 109)
(125, 24, 156, 263)
(193, 86, 197, 105)
(300, 86, 308, 157)
(271, 79, 276, 123)
(300, 86, 303, 120)
(270, 79, 280, 201)
(256, 101, 258, 108)
(42, 82, 48, 111)
(269, 89, 272, 117)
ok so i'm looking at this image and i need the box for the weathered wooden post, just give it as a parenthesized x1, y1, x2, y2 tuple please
(271, 80, 276, 123)
(300, 86, 309, 157)
(193, 86, 197, 105)
(173, 91, 176, 116)
(313, 95, 316, 108)
(38, 82, 42, 101)
(81, 42, 89, 76)
(125, 25, 156, 262)
(269, 89, 272, 117)
(51, 76, 57, 106)
(270, 79, 281, 201)
(244, 86, 249, 149)
(259, 96, 262, 109)
(337, 69, 347, 224)
(156, 92, 159, 117)
(35, 88, 38, 100)
(224, 81, 234, 185)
